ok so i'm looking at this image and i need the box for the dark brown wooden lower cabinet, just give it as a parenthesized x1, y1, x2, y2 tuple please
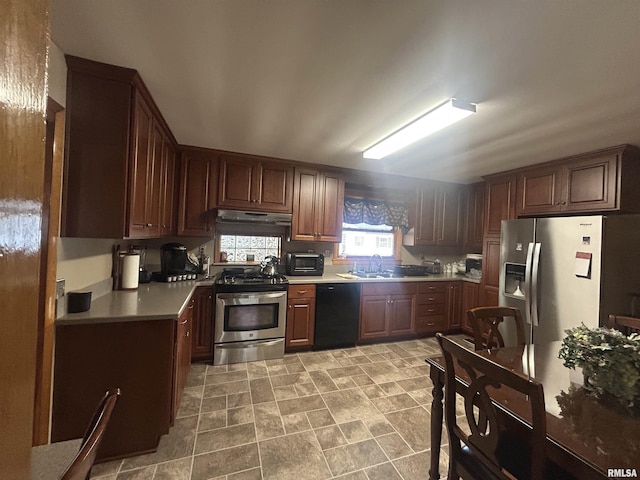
(286, 284, 316, 350)
(191, 286, 214, 361)
(52, 319, 175, 461)
(461, 282, 480, 334)
(446, 282, 463, 329)
(359, 283, 416, 340)
(415, 282, 447, 335)
(173, 298, 193, 423)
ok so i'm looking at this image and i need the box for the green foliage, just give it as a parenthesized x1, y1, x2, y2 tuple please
(558, 324, 640, 407)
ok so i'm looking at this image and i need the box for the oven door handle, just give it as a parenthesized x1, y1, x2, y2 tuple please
(215, 338, 283, 349)
(216, 292, 286, 301)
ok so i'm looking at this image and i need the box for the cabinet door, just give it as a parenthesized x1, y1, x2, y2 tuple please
(463, 182, 485, 249)
(516, 165, 564, 216)
(482, 237, 501, 289)
(292, 168, 319, 241)
(173, 299, 193, 422)
(258, 161, 294, 212)
(564, 153, 618, 212)
(177, 149, 218, 236)
(286, 298, 316, 349)
(145, 121, 164, 236)
(129, 93, 154, 237)
(316, 171, 344, 242)
(461, 282, 479, 334)
(161, 139, 177, 236)
(484, 175, 516, 236)
(388, 294, 415, 336)
(438, 184, 463, 246)
(480, 236, 501, 307)
(218, 155, 256, 207)
(415, 187, 438, 245)
(446, 282, 463, 329)
(191, 287, 214, 361)
(359, 296, 389, 340)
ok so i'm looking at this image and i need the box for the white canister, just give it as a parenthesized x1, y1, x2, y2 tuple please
(121, 253, 140, 289)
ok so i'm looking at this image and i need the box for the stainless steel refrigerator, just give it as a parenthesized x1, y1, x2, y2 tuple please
(499, 215, 640, 345)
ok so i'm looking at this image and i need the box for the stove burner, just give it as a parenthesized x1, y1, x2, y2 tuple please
(215, 268, 288, 288)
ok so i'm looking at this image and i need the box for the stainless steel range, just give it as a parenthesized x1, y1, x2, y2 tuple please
(213, 268, 288, 365)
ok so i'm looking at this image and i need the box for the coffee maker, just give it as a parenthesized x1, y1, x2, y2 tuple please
(152, 243, 198, 282)
(160, 243, 187, 274)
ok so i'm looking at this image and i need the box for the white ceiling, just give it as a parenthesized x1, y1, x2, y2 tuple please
(50, 0, 640, 184)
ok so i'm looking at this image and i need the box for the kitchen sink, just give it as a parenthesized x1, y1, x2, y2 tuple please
(351, 271, 402, 279)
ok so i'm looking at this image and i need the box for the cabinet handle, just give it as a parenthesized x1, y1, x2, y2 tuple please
(186, 331, 190, 337)
(428, 297, 435, 301)
(147, 223, 153, 227)
(561, 201, 566, 205)
(297, 290, 307, 294)
(554, 202, 560, 205)
(427, 322, 435, 326)
(208, 295, 212, 300)
(428, 309, 435, 313)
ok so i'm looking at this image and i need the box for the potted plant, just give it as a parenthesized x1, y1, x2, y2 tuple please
(558, 324, 640, 408)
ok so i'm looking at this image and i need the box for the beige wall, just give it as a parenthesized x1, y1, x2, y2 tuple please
(48, 41, 66, 106)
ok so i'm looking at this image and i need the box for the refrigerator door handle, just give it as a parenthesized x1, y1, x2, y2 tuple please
(524, 242, 535, 325)
(531, 242, 542, 327)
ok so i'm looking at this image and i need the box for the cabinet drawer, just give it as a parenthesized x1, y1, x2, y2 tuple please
(361, 282, 417, 296)
(416, 315, 446, 333)
(417, 292, 445, 305)
(416, 304, 445, 316)
(288, 284, 316, 299)
(417, 282, 446, 294)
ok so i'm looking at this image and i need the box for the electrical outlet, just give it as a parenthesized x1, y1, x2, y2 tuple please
(56, 278, 65, 299)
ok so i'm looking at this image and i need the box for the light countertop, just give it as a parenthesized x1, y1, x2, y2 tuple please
(56, 280, 200, 326)
(56, 273, 480, 326)
(286, 273, 481, 284)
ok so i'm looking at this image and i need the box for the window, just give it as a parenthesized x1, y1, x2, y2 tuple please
(219, 234, 281, 263)
(338, 222, 398, 258)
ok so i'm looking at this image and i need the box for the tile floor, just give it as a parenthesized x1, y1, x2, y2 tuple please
(89, 337, 451, 480)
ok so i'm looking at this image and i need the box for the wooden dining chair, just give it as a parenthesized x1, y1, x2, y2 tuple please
(607, 314, 640, 335)
(436, 333, 548, 480)
(60, 388, 121, 480)
(467, 306, 525, 350)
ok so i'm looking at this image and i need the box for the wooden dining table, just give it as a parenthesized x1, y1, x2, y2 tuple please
(425, 339, 640, 480)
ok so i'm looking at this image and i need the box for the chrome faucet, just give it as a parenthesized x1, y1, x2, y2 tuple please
(369, 254, 383, 273)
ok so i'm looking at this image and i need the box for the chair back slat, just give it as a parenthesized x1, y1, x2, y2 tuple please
(60, 388, 120, 480)
(467, 306, 526, 350)
(436, 334, 547, 480)
(608, 314, 640, 335)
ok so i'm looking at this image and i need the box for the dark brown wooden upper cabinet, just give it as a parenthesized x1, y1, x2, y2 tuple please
(61, 55, 177, 239)
(217, 153, 294, 213)
(463, 182, 485, 249)
(177, 147, 218, 237)
(483, 174, 517, 237)
(161, 138, 177, 236)
(291, 168, 344, 242)
(404, 182, 462, 246)
(516, 145, 640, 216)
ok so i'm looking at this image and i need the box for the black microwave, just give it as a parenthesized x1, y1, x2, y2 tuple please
(285, 252, 324, 276)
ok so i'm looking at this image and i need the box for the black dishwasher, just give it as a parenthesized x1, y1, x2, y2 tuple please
(314, 283, 361, 349)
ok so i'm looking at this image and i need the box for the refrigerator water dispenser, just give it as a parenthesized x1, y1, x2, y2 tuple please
(504, 263, 526, 298)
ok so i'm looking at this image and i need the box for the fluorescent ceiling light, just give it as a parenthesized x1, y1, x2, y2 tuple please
(363, 98, 477, 159)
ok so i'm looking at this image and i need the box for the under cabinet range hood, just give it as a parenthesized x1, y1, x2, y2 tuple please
(216, 209, 292, 226)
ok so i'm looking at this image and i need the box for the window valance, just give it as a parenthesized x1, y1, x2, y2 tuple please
(343, 197, 409, 233)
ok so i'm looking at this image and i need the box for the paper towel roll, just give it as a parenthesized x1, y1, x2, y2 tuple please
(121, 253, 140, 290)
